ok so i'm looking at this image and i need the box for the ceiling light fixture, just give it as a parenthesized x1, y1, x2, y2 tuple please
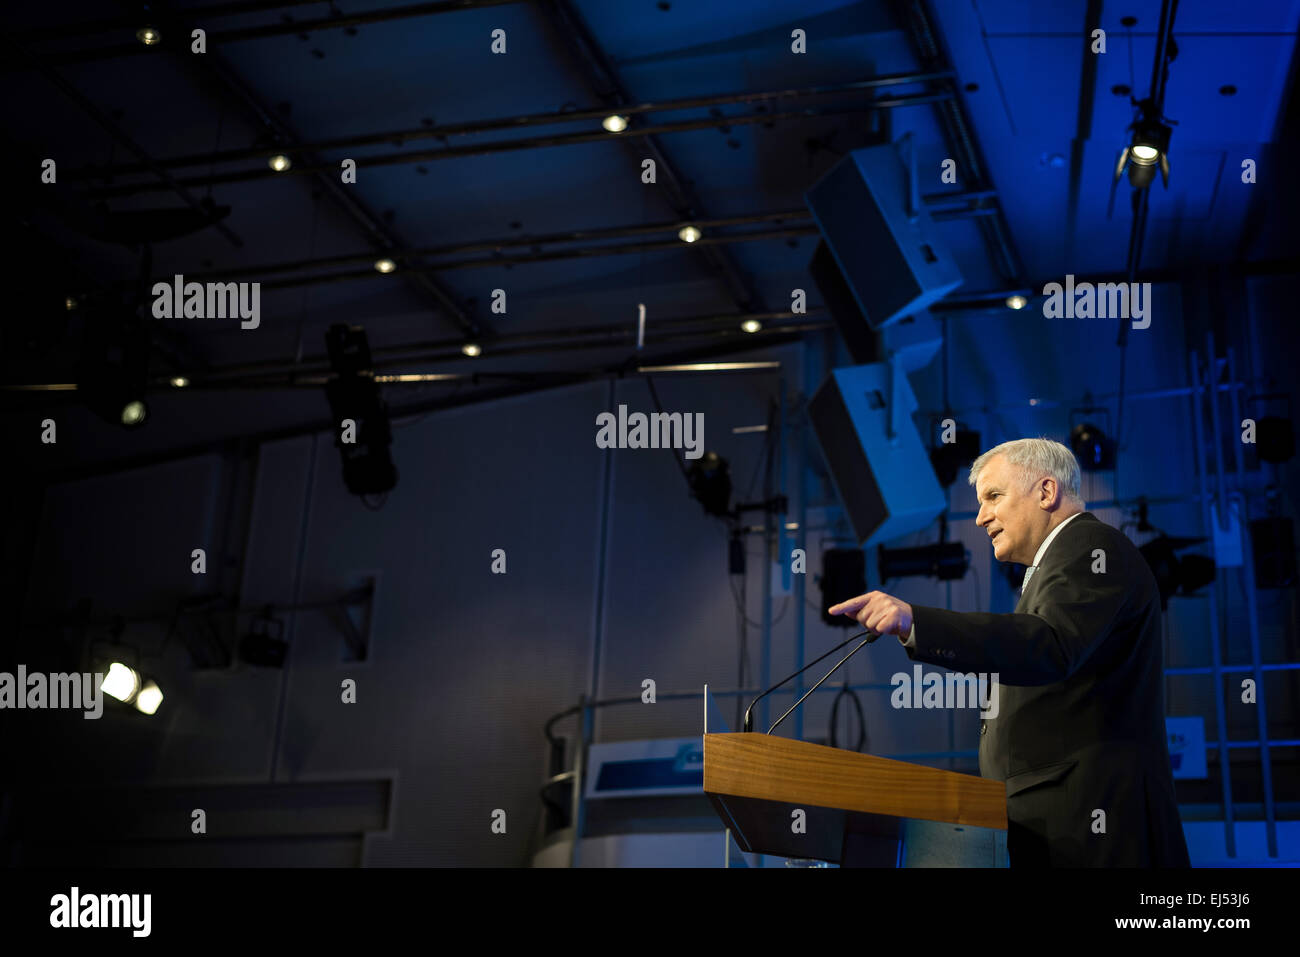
(461, 343, 481, 357)
(268, 154, 292, 172)
(1005, 295, 1028, 310)
(120, 399, 148, 427)
(601, 114, 629, 133)
(170, 376, 189, 388)
(677, 225, 701, 243)
(1114, 98, 1174, 191)
(740, 319, 762, 333)
(102, 662, 141, 702)
(374, 258, 396, 273)
(136, 26, 161, 46)
(134, 679, 164, 715)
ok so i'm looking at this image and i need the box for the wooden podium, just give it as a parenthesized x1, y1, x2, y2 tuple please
(703, 687, 1007, 867)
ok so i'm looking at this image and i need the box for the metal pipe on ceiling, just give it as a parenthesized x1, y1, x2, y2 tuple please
(892, 0, 1023, 285)
(79, 96, 952, 199)
(164, 25, 481, 337)
(0, 36, 245, 250)
(240, 226, 818, 291)
(67, 71, 956, 179)
(181, 311, 833, 384)
(167, 191, 996, 283)
(33, 0, 346, 39)
(24, 0, 526, 68)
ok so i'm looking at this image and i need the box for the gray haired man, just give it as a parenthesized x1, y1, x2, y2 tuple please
(830, 438, 1189, 867)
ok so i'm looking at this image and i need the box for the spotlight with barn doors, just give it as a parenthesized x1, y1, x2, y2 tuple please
(101, 661, 165, 714)
(324, 324, 398, 497)
(1138, 534, 1216, 610)
(79, 308, 151, 430)
(1069, 407, 1116, 471)
(1113, 98, 1175, 191)
(1070, 421, 1114, 471)
(687, 452, 732, 518)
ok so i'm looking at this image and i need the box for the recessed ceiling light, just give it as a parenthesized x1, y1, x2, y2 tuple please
(120, 400, 148, 427)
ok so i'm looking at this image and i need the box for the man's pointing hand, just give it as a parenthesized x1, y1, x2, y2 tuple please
(827, 591, 913, 640)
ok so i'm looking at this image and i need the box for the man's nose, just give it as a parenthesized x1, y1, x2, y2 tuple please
(976, 505, 990, 527)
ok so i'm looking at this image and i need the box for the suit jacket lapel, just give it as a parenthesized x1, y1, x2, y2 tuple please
(1013, 512, 1098, 612)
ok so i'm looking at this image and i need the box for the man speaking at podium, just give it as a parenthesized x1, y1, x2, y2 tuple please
(829, 438, 1189, 868)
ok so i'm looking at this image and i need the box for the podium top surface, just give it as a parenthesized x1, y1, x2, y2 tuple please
(704, 732, 1006, 831)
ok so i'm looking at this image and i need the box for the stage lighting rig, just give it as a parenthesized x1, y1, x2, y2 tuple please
(1114, 98, 1175, 191)
(324, 324, 398, 498)
(687, 451, 733, 518)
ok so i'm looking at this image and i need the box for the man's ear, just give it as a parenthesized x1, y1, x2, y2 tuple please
(1039, 476, 1060, 509)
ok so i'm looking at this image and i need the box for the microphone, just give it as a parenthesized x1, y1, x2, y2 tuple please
(743, 628, 881, 732)
(767, 634, 876, 736)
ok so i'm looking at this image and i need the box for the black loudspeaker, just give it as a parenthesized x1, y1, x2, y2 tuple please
(820, 549, 866, 628)
(1250, 517, 1296, 588)
(809, 240, 883, 364)
(805, 144, 962, 335)
(1256, 417, 1295, 463)
(808, 363, 946, 546)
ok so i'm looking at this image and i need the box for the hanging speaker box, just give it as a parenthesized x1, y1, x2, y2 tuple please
(809, 362, 946, 546)
(805, 144, 963, 332)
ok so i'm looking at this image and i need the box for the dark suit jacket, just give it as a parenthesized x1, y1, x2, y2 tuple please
(907, 512, 1190, 867)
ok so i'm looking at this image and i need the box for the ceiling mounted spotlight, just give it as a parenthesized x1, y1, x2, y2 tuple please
(687, 451, 732, 517)
(324, 324, 398, 498)
(170, 376, 189, 388)
(1113, 98, 1175, 191)
(1005, 295, 1028, 310)
(120, 399, 148, 427)
(740, 319, 762, 333)
(99, 660, 164, 714)
(136, 26, 161, 46)
(677, 225, 701, 243)
(374, 258, 396, 273)
(134, 679, 164, 715)
(461, 343, 481, 357)
(1138, 534, 1216, 609)
(601, 114, 629, 133)
(1070, 421, 1114, 471)
(101, 661, 141, 703)
(268, 154, 292, 172)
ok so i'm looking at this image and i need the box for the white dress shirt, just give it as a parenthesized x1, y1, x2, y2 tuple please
(901, 511, 1084, 648)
